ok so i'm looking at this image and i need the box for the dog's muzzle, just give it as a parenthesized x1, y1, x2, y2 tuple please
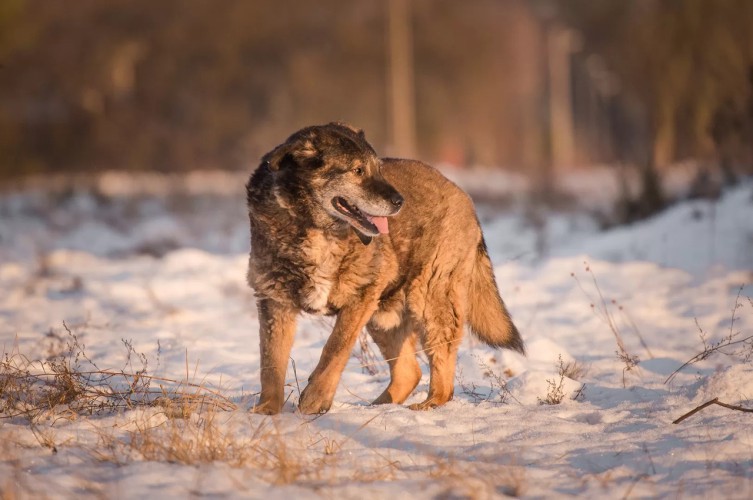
(331, 194, 402, 236)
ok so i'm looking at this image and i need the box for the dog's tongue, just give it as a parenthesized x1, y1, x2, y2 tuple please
(366, 215, 389, 234)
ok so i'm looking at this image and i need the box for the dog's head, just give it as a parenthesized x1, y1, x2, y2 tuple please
(262, 122, 403, 238)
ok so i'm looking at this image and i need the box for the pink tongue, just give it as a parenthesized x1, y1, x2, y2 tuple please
(367, 215, 389, 234)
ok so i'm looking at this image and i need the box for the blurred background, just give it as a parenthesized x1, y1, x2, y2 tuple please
(1, 0, 753, 221)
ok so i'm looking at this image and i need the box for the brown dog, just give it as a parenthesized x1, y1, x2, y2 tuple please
(246, 123, 524, 414)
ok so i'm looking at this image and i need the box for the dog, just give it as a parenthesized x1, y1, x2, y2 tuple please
(246, 122, 524, 414)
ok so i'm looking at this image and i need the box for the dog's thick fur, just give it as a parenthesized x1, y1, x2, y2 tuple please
(246, 123, 524, 414)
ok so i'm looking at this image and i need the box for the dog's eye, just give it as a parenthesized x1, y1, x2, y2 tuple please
(353, 167, 364, 176)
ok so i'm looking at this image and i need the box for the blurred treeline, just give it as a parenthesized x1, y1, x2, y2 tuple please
(1, 0, 752, 179)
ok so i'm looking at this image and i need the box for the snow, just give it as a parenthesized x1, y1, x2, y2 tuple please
(1, 172, 753, 498)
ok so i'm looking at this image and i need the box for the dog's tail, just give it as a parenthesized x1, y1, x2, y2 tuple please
(467, 238, 525, 354)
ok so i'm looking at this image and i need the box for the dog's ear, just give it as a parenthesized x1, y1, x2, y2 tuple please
(328, 121, 362, 134)
(263, 136, 323, 171)
(329, 122, 367, 142)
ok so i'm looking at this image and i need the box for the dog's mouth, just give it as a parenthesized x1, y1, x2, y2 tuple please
(332, 197, 391, 236)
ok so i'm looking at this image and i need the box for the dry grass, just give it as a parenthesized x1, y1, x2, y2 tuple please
(560, 356, 588, 381)
(89, 409, 324, 485)
(458, 353, 521, 405)
(0, 328, 403, 492)
(537, 355, 568, 406)
(110, 412, 254, 466)
(1, 399, 403, 494)
(572, 262, 646, 386)
(1, 382, 527, 496)
(428, 455, 527, 498)
(538, 354, 587, 406)
(0, 325, 234, 424)
(666, 285, 753, 384)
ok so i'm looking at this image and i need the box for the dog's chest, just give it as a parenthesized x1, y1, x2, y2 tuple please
(299, 231, 349, 314)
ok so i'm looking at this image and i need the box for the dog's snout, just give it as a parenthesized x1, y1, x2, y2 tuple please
(390, 192, 404, 209)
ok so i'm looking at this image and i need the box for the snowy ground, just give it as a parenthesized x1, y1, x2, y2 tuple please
(1, 170, 753, 498)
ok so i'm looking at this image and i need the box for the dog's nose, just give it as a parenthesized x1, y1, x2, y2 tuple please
(391, 192, 404, 209)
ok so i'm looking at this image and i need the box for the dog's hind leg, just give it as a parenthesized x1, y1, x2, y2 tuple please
(408, 286, 465, 411)
(253, 299, 298, 415)
(409, 331, 462, 410)
(367, 320, 421, 405)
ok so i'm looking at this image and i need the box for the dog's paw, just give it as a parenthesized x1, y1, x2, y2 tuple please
(250, 398, 283, 415)
(298, 384, 334, 414)
(408, 401, 436, 411)
(408, 396, 447, 411)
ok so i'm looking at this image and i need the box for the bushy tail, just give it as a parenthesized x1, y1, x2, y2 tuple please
(467, 238, 525, 354)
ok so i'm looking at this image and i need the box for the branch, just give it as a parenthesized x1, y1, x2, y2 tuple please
(666, 285, 751, 385)
(664, 333, 753, 384)
(673, 397, 753, 424)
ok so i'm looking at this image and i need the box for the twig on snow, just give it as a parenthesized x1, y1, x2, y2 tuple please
(672, 397, 753, 424)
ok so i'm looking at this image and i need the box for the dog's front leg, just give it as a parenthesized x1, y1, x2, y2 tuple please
(254, 298, 298, 415)
(298, 303, 377, 414)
